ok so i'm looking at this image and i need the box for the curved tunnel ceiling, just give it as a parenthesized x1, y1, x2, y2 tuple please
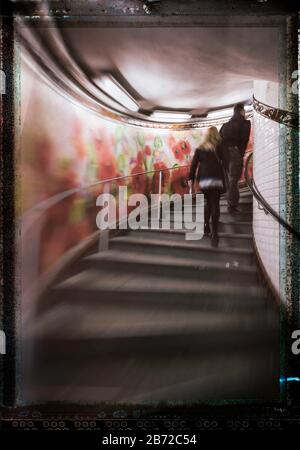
(18, 18, 278, 127)
(60, 26, 279, 113)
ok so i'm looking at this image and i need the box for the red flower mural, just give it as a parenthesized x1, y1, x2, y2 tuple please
(93, 134, 117, 181)
(178, 140, 191, 156)
(152, 161, 170, 193)
(171, 139, 191, 161)
(170, 166, 189, 195)
(21, 62, 207, 282)
(131, 151, 147, 194)
(72, 118, 87, 160)
(143, 145, 152, 156)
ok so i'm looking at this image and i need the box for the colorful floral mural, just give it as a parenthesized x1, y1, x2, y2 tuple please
(19, 62, 252, 281)
(20, 63, 206, 278)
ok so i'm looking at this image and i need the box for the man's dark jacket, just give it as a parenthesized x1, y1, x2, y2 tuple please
(219, 112, 251, 165)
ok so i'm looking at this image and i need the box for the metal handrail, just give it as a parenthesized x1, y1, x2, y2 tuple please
(21, 163, 190, 222)
(244, 152, 300, 240)
(21, 162, 192, 307)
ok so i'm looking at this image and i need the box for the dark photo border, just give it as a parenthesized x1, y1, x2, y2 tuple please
(1, 0, 299, 432)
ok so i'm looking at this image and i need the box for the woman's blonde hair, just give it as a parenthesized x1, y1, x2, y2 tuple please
(202, 126, 221, 150)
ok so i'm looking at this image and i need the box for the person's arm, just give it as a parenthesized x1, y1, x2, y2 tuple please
(216, 142, 224, 162)
(239, 120, 251, 156)
(219, 121, 232, 141)
(188, 148, 200, 181)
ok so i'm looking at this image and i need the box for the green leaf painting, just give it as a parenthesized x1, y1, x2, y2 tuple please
(154, 135, 163, 149)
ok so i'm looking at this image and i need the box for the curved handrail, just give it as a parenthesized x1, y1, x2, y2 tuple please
(21, 164, 190, 223)
(21, 163, 192, 295)
(244, 152, 300, 240)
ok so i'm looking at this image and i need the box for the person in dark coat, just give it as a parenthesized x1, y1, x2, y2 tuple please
(188, 126, 225, 247)
(219, 103, 251, 213)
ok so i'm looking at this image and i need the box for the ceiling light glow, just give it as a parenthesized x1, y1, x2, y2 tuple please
(207, 108, 233, 119)
(151, 111, 192, 122)
(94, 75, 139, 112)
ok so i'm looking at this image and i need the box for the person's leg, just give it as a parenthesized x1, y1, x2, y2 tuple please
(210, 191, 220, 237)
(228, 148, 243, 210)
(204, 191, 211, 235)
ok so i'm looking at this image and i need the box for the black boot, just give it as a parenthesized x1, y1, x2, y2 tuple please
(211, 233, 219, 247)
(204, 223, 211, 236)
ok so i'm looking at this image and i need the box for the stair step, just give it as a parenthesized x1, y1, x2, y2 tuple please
(32, 302, 278, 342)
(29, 348, 279, 403)
(163, 211, 252, 223)
(225, 187, 252, 197)
(110, 236, 254, 265)
(218, 221, 252, 233)
(34, 322, 278, 358)
(84, 250, 258, 284)
(47, 268, 266, 313)
(195, 188, 251, 199)
(219, 196, 252, 205)
(125, 229, 253, 249)
(164, 219, 252, 230)
(186, 195, 252, 207)
(167, 203, 252, 214)
(157, 221, 252, 233)
(28, 187, 280, 404)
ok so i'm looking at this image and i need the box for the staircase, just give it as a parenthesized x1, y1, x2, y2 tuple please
(27, 188, 279, 403)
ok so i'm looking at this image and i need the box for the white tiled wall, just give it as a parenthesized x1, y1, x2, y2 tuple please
(253, 81, 280, 294)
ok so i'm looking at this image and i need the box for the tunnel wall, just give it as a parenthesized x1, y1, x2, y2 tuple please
(19, 57, 254, 300)
(20, 60, 208, 276)
(253, 80, 280, 294)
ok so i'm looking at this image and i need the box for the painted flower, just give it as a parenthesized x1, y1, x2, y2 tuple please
(137, 150, 144, 165)
(152, 161, 170, 193)
(143, 145, 152, 156)
(171, 139, 192, 161)
(170, 166, 189, 195)
(171, 143, 185, 161)
(178, 140, 191, 155)
(131, 151, 147, 194)
(100, 160, 117, 180)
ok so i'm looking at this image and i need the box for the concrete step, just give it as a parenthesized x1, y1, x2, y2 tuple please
(160, 210, 252, 223)
(31, 302, 278, 343)
(222, 187, 252, 198)
(194, 187, 251, 199)
(30, 302, 279, 402)
(218, 221, 252, 234)
(29, 348, 279, 403)
(33, 322, 278, 360)
(47, 268, 266, 312)
(219, 196, 252, 205)
(171, 202, 252, 213)
(125, 229, 253, 249)
(164, 218, 252, 230)
(189, 195, 252, 207)
(27, 188, 280, 405)
(84, 250, 258, 284)
(110, 236, 254, 264)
